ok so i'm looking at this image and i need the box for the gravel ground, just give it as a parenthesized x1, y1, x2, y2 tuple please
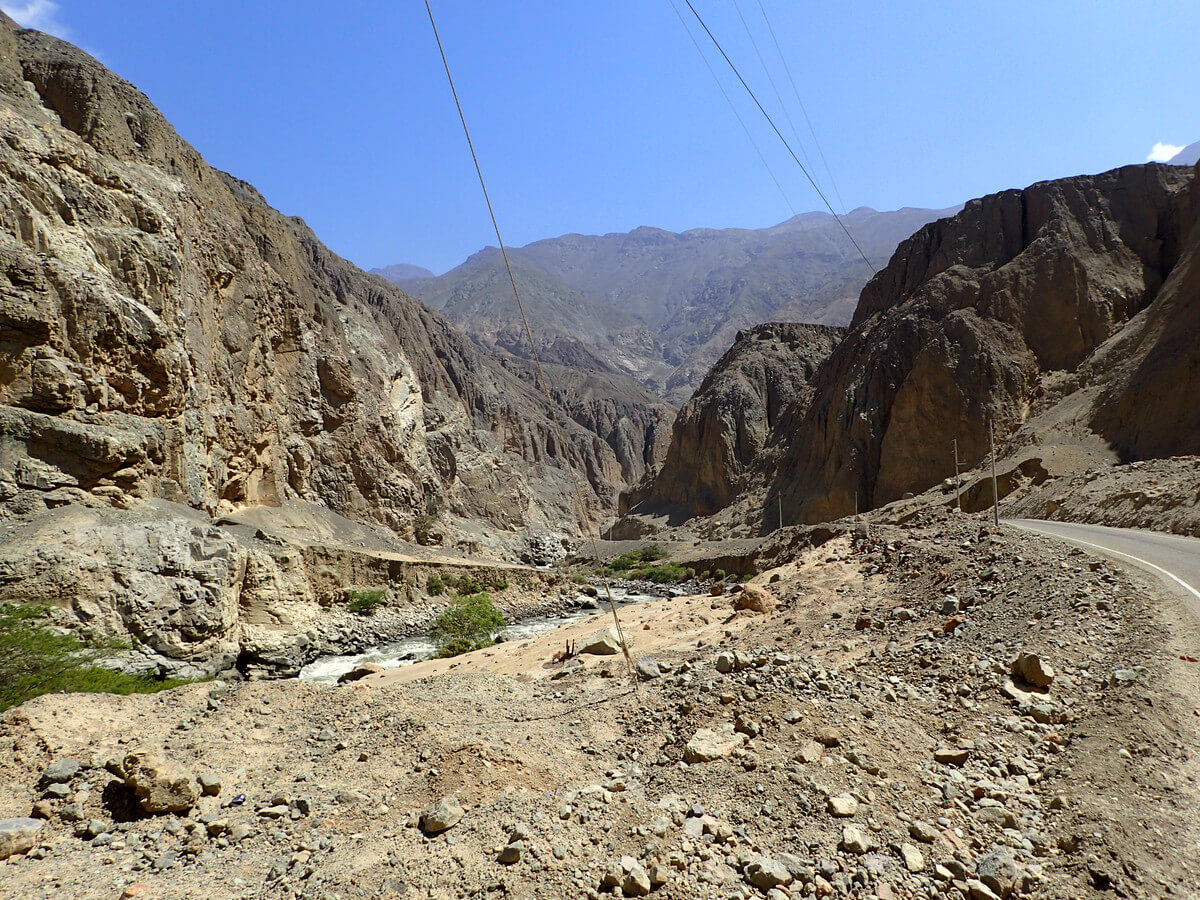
(2, 509, 1198, 899)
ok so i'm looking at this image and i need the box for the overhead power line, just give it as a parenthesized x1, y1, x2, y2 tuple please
(678, 0, 875, 272)
(753, 0, 849, 214)
(422, 0, 638, 686)
(730, 0, 819, 179)
(666, 0, 798, 217)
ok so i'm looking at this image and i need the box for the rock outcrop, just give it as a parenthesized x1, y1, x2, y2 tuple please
(0, 17, 683, 672)
(619, 163, 1200, 533)
(0, 499, 566, 677)
(621, 324, 842, 519)
(768, 163, 1199, 525)
(500, 359, 674, 487)
(0, 17, 653, 552)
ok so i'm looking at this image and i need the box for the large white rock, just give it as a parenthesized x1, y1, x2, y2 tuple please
(684, 724, 746, 763)
(579, 626, 624, 656)
(122, 752, 199, 814)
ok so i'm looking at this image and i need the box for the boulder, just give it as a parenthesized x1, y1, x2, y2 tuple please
(900, 843, 925, 873)
(840, 824, 875, 854)
(827, 794, 858, 817)
(39, 758, 81, 787)
(635, 657, 661, 680)
(419, 796, 463, 834)
(622, 863, 652, 897)
(1012, 652, 1054, 688)
(337, 663, 384, 684)
(579, 626, 624, 656)
(684, 724, 746, 763)
(934, 747, 971, 766)
(0, 818, 43, 860)
(121, 752, 199, 814)
(733, 584, 775, 614)
(744, 855, 792, 890)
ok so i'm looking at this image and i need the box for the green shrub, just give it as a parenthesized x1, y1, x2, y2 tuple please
(607, 545, 670, 573)
(635, 563, 694, 584)
(426, 573, 445, 596)
(451, 573, 483, 595)
(429, 593, 506, 659)
(0, 603, 194, 713)
(443, 572, 509, 595)
(345, 588, 387, 616)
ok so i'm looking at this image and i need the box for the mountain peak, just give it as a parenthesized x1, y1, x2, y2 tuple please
(1169, 140, 1200, 166)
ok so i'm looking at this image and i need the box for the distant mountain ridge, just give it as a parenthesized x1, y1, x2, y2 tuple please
(372, 262, 434, 281)
(376, 205, 959, 402)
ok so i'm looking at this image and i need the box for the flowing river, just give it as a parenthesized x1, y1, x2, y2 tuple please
(299, 586, 667, 684)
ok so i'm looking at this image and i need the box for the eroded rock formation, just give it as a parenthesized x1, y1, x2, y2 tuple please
(622, 324, 843, 518)
(0, 17, 658, 549)
(619, 163, 1200, 532)
(772, 163, 1198, 524)
(0, 15, 675, 672)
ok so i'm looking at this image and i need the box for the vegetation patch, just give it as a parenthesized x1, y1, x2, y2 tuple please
(413, 514, 439, 544)
(607, 545, 670, 572)
(426, 573, 445, 596)
(346, 588, 387, 616)
(0, 603, 195, 713)
(603, 545, 693, 583)
(445, 572, 509, 596)
(632, 562, 695, 583)
(429, 593, 506, 659)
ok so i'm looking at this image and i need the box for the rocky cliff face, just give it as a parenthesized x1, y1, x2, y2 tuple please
(770, 163, 1198, 525)
(0, 18, 652, 550)
(622, 324, 843, 519)
(620, 163, 1200, 533)
(498, 359, 674, 487)
(0, 16, 680, 674)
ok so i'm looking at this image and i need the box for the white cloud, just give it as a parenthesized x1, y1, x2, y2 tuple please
(1147, 142, 1185, 163)
(0, 1, 70, 39)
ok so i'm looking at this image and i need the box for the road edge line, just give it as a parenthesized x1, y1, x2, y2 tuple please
(1010, 523, 1200, 603)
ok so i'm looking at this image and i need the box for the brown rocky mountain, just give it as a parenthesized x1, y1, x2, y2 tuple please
(0, 15, 672, 544)
(395, 256, 675, 388)
(371, 262, 435, 281)
(619, 162, 1200, 533)
(0, 16, 681, 673)
(620, 323, 843, 525)
(378, 206, 956, 402)
(497, 358, 674, 486)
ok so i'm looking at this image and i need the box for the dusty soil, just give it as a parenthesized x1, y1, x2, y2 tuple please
(2, 509, 1199, 899)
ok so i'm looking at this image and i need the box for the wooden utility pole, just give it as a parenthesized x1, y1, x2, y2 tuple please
(989, 419, 1000, 527)
(953, 438, 962, 512)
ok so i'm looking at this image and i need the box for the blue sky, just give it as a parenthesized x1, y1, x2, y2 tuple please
(4, 1, 1198, 274)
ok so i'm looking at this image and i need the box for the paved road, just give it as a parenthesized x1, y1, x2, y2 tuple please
(1005, 518, 1200, 608)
